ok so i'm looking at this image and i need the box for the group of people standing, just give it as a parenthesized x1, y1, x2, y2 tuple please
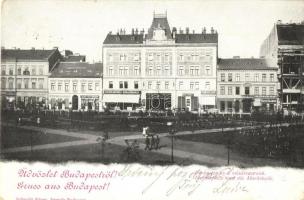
(142, 127, 160, 151)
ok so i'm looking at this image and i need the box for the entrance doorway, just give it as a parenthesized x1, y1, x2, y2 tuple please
(72, 95, 78, 110)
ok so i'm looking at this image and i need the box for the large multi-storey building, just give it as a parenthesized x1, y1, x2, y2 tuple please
(217, 58, 278, 114)
(49, 62, 103, 111)
(1, 48, 62, 110)
(102, 13, 218, 111)
(260, 21, 304, 112)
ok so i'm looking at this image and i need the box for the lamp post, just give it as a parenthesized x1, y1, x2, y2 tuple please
(167, 121, 175, 163)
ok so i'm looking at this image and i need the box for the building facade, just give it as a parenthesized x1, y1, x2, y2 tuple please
(1, 48, 62, 110)
(48, 62, 103, 111)
(102, 13, 218, 111)
(217, 58, 278, 114)
(260, 21, 304, 112)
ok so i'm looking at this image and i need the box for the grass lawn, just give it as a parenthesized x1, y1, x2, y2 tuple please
(1, 126, 81, 149)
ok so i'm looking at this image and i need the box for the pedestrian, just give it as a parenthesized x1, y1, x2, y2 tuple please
(144, 136, 150, 151)
(155, 134, 160, 150)
(150, 135, 155, 150)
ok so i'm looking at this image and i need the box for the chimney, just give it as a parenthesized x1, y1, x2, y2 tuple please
(233, 56, 240, 59)
(192, 30, 195, 34)
(31, 47, 35, 50)
(1, 46, 5, 49)
(186, 27, 189, 34)
(140, 28, 144, 35)
(53, 46, 58, 49)
(172, 27, 177, 39)
(120, 28, 123, 35)
(211, 27, 214, 34)
(277, 20, 282, 24)
(117, 29, 119, 35)
(131, 28, 134, 35)
(109, 31, 112, 35)
(135, 28, 138, 35)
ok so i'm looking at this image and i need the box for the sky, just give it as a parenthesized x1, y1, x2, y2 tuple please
(1, 0, 304, 62)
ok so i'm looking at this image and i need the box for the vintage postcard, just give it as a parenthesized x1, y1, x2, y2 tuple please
(1, 0, 304, 199)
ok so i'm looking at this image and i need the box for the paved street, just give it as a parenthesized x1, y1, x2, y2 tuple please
(1, 123, 289, 167)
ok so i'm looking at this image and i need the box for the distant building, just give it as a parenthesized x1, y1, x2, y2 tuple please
(217, 58, 278, 114)
(48, 62, 102, 111)
(260, 21, 304, 112)
(1, 48, 62, 110)
(102, 13, 218, 112)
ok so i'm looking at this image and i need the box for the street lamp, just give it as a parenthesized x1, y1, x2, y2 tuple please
(167, 121, 176, 163)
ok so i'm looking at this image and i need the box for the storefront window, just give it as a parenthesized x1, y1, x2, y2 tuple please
(220, 101, 225, 112)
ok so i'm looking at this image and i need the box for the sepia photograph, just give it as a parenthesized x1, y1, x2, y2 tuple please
(1, 0, 304, 199)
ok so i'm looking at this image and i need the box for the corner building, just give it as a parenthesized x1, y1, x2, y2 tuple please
(102, 13, 218, 111)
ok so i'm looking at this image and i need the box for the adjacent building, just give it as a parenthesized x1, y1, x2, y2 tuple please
(260, 21, 304, 112)
(48, 62, 103, 111)
(1, 48, 62, 110)
(217, 58, 278, 114)
(102, 13, 218, 111)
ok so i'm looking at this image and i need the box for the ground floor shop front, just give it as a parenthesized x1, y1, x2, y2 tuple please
(48, 94, 102, 111)
(1, 91, 47, 110)
(103, 90, 216, 112)
(217, 97, 278, 114)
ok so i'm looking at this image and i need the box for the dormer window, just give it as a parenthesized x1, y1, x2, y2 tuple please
(153, 29, 166, 40)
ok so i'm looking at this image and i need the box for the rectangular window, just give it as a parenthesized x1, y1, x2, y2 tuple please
(31, 81, 36, 89)
(270, 74, 274, 82)
(148, 54, 153, 61)
(1, 78, 6, 88)
(8, 78, 13, 89)
(134, 66, 139, 76)
(1, 65, 5, 75)
(109, 81, 113, 89)
(134, 54, 139, 61)
(179, 54, 184, 61)
(220, 86, 225, 95)
(156, 66, 161, 75)
(262, 87, 266, 95)
(221, 73, 225, 82)
(88, 83, 92, 91)
(245, 73, 249, 81)
(195, 66, 199, 75)
(51, 82, 55, 91)
(81, 83, 85, 92)
(164, 54, 169, 62)
(190, 66, 194, 76)
(17, 68, 22, 75)
(245, 87, 250, 95)
(95, 83, 100, 91)
(228, 73, 232, 82)
(119, 81, 123, 89)
(124, 81, 128, 89)
(254, 87, 259, 95)
(270, 87, 274, 95)
(24, 79, 29, 89)
(109, 54, 113, 62)
(228, 86, 232, 95)
(165, 81, 169, 89)
(262, 74, 266, 82)
(9, 68, 13, 75)
(17, 79, 22, 89)
(119, 66, 123, 75)
(38, 79, 43, 89)
(179, 81, 183, 90)
(156, 81, 160, 89)
(58, 83, 62, 91)
(124, 66, 128, 75)
(73, 83, 77, 91)
(179, 66, 184, 75)
(205, 82, 210, 90)
(108, 66, 114, 75)
(148, 66, 153, 76)
(190, 82, 194, 90)
(65, 83, 69, 91)
(254, 73, 259, 82)
(205, 66, 211, 75)
(164, 66, 169, 76)
(235, 86, 240, 95)
(39, 67, 43, 75)
(148, 81, 152, 89)
(32, 67, 36, 75)
(236, 73, 240, 82)
(134, 81, 139, 89)
(195, 82, 199, 90)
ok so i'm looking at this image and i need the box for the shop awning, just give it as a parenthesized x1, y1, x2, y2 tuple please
(103, 94, 140, 103)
